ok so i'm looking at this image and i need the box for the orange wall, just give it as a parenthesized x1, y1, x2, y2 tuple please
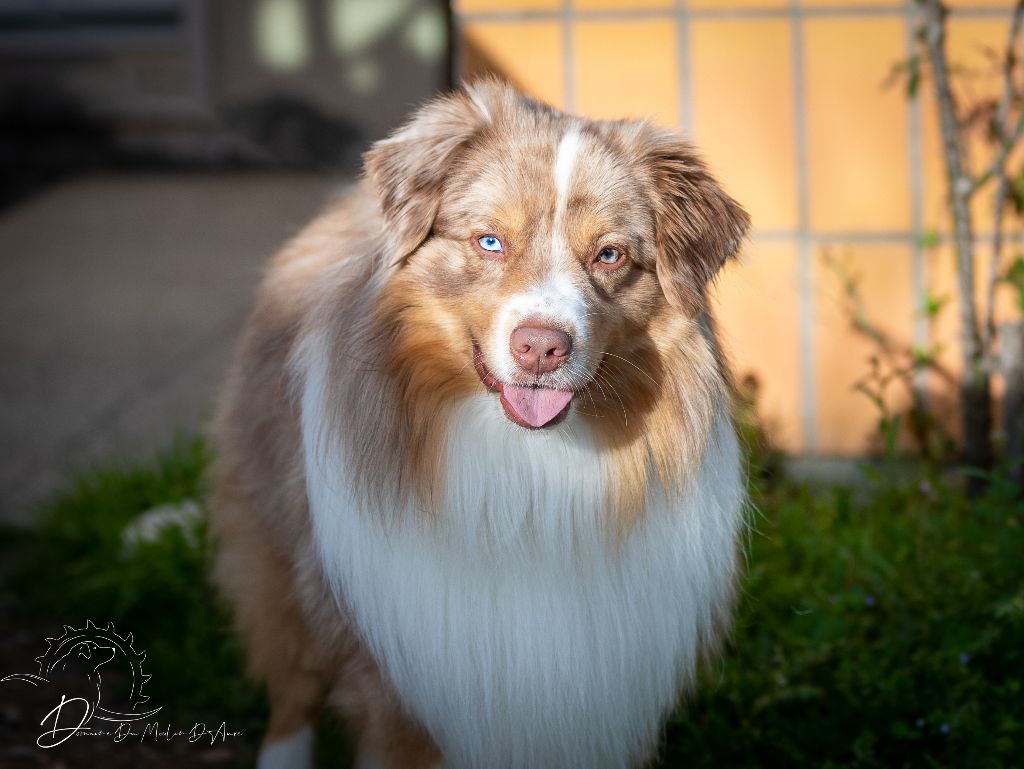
(454, 0, 1023, 455)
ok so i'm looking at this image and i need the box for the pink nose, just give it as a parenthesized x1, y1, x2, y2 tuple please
(510, 325, 572, 374)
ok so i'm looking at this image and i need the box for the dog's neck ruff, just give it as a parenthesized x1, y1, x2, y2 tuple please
(299, 334, 744, 769)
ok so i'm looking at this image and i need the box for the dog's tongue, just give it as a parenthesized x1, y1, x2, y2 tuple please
(500, 385, 574, 428)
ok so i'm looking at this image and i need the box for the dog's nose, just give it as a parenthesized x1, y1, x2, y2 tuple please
(510, 325, 572, 374)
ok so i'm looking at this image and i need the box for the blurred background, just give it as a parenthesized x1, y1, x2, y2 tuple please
(1, 3, 1023, 767)
(0, 0, 452, 523)
(455, 0, 1023, 464)
(2, 0, 1022, 525)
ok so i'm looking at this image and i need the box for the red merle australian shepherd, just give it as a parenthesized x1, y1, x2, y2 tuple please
(211, 79, 750, 769)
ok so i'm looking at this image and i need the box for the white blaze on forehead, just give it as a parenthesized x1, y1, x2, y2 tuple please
(487, 127, 591, 383)
(547, 128, 586, 328)
(554, 128, 582, 206)
(551, 127, 582, 264)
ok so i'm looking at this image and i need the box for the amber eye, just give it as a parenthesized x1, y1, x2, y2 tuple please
(593, 246, 624, 270)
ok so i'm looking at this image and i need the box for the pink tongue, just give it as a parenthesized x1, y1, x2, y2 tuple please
(500, 385, 574, 428)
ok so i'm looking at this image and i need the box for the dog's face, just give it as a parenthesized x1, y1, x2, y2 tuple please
(365, 81, 748, 430)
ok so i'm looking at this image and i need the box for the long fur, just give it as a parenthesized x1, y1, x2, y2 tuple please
(211, 79, 750, 769)
(302, 356, 742, 768)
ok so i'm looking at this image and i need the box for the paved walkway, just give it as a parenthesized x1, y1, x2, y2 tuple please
(0, 173, 339, 525)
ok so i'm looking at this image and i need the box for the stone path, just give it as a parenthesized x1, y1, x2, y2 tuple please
(0, 173, 339, 525)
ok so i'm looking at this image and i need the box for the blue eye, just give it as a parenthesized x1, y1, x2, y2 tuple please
(478, 235, 503, 253)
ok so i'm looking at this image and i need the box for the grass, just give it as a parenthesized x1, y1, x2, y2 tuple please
(5, 437, 1023, 767)
(658, 465, 1024, 768)
(4, 438, 263, 729)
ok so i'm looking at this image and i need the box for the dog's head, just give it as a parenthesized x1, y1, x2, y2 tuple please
(364, 80, 749, 430)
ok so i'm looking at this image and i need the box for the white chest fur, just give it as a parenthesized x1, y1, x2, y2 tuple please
(301, 352, 744, 769)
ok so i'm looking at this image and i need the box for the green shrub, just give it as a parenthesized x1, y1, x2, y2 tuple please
(7, 438, 1023, 767)
(658, 467, 1024, 769)
(7, 437, 264, 729)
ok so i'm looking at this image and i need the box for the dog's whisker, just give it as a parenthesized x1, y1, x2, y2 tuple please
(596, 351, 660, 389)
(592, 370, 629, 427)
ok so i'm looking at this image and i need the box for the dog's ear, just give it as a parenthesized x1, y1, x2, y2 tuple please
(364, 84, 495, 258)
(634, 126, 750, 316)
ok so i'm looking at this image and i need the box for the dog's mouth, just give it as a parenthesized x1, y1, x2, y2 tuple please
(472, 341, 574, 429)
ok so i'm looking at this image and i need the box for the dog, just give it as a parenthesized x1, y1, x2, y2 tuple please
(210, 79, 750, 769)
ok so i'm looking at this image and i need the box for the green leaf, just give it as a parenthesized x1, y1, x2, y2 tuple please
(884, 55, 921, 100)
(1009, 168, 1024, 214)
(906, 54, 921, 99)
(884, 413, 903, 457)
(921, 291, 949, 318)
(1003, 256, 1024, 313)
(911, 345, 936, 368)
(918, 229, 941, 249)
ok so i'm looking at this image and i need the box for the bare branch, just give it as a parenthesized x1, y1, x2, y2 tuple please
(917, 1, 972, 198)
(916, 0, 979, 342)
(916, 0, 993, 473)
(972, 111, 1024, 192)
(982, 0, 1024, 356)
(972, 0, 1024, 194)
(984, 175, 1011, 353)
